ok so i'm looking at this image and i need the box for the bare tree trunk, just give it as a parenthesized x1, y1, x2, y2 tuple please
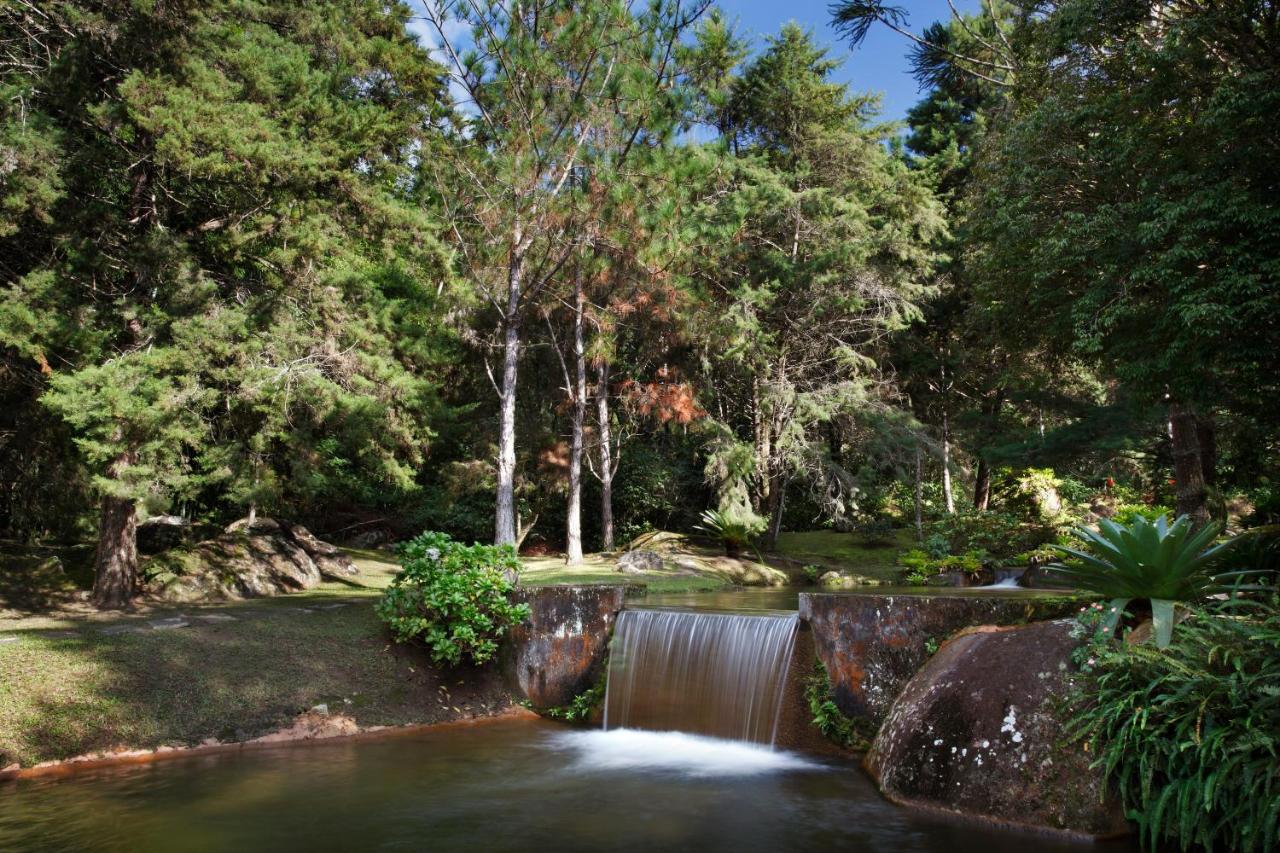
(1168, 401, 1209, 527)
(92, 450, 138, 609)
(495, 244, 525, 547)
(914, 446, 924, 542)
(764, 470, 786, 551)
(941, 406, 955, 515)
(596, 360, 615, 551)
(973, 457, 991, 511)
(565, 274, 586, 564)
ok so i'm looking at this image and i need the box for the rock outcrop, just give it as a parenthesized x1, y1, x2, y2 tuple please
(146, 520, 357, 602)
(136, 515, 194, 554)
(799, 592, 1078, 725)
(615, 549, 665, 574)
(866, 620, 1128, 839)
(817, 571, 887, 589)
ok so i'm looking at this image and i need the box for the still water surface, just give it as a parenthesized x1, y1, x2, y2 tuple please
(0, 718, 1115, 852)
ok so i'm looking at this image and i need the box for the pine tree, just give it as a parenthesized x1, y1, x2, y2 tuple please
(0, 1, 453, 606)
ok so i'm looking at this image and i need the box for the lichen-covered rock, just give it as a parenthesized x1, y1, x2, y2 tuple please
(799, 593, 1078, 725)
(817, 571, 886, 588)
(147, 532, 322, 602)
(284, 523, 358, 578)
(621, 530, 789, 587)
(616, 549, 665, 574)
(866, 620, 1128, 839)
(504, 586, 627, 708)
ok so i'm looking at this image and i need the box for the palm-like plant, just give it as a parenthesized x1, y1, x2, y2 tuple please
(1052, 514, 1238, 648)
(695, 509, 759, 558)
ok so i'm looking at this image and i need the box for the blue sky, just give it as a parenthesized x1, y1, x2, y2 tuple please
(719, 0, 980, 123)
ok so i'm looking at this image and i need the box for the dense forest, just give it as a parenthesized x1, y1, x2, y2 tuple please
(2, 0, 1277, 608)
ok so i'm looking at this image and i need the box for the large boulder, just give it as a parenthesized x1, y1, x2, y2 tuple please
(866, 620, 1128, 839)
(621, 530, 788, 587)
(283, 523, 358, 578)
(148, 531, 322, 602)
(817, 571, 886, 589)
(615, 549, 665, 574)
(136, 515, 192, 554)
(145, 518, 357, 602)
(223, 517, 357, 578)
(799, 593, 1078, 725)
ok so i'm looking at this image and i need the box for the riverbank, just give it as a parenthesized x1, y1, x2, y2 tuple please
(0, 534, 914, 769)
(0, 589, 519, 769)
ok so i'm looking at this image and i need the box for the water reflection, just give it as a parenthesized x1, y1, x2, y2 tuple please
(0, 719, 1125, 853)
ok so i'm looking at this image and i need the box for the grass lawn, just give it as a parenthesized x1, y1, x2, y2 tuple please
(0, 549, 515, 768)
(771, 529, 915, 583)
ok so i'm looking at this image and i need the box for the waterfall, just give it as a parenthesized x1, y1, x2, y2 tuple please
(603, 608, 799, 746)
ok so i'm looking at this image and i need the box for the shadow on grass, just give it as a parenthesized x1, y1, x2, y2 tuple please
(0, 542, 94, 614)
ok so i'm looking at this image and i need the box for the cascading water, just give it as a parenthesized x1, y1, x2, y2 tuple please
(602, 608, 799, 746)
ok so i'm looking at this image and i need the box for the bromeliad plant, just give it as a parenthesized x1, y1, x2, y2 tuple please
(1051, 514, 1238, 647)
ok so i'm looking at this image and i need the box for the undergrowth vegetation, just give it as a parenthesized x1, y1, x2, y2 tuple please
(1068, 596, 1280, 852)
(804, 661, 872, 750)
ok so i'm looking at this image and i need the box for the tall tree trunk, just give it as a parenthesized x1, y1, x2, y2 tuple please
(1168, 401, 1209, 527)
(972, 390, 1002, 510)
(596, 360, 615, 552)
(751, 376, 770, 515)
(914, 446, 924, 542)
(941, 406, 955, 515)
(973, 457, 991, 511)
(764, 469, 786, 552)
(564, 275, 586, 564)
(91, 151, 152, 608)
(92, 450, 138, 609)
(494, 244, 525, 547)
(1196, 414, 1217, 488)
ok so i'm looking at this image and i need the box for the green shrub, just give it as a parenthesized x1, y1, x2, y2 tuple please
(898, 548, 984, 583)
(376, 531, 530, 666)
(1068, 596, 1280, 852)
(1052, 514, 1239, 647)
(1056, 475, 1095, 506)
(924, 532, 950, 559)
(1110, 503, 1172, 526)
(928, 511, 1056, 560)
(852, 517, 896, 547)
(543, 676, 606, 723)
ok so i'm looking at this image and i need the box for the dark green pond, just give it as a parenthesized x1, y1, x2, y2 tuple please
(0, 718, 1114, 852)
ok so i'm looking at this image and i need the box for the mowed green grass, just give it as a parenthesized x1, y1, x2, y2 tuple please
(0, 600, 506, 768)
(0, 550, 506, 768)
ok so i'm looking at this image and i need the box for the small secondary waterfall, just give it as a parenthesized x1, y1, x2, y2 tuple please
(603, 608, 799, 746)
